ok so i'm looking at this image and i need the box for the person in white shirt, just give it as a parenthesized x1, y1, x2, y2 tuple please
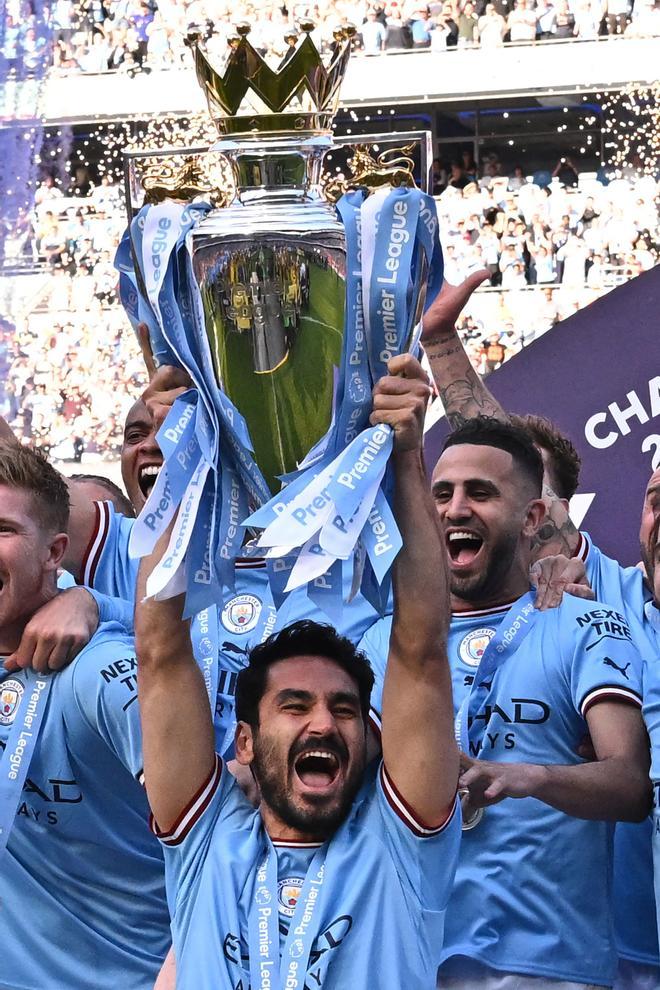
(557, 236, 591, 285)
(606, 0, 629, 32)
(478, 4, 507, 43)
(501, 259, 527, 289)
(536, 0, 558, 35)
(508, 0, 538, 40)
(360, 11, 388, 52)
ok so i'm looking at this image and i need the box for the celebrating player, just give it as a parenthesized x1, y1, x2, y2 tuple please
(134, 356, 460, 989)
(640, 514, 660, 956)
(0, 441, 170, 989)
(423, 273, 660, 985)
(360, 409, 650, 988)
(54, 361, 381, 747)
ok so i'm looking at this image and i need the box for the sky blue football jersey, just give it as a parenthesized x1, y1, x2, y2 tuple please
(639, 603, 660, 960)
(152, 756, 460, 990)
(81, 502, 380, 746)
(579, 532, 659, 967)
(0, 621, 169, 990)
(360, 591, 643, 985)
(80, 500, 137, 601)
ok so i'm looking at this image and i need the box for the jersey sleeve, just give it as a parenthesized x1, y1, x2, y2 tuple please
(581, 532, 650, 620)
(79, 501, 138, 601)
(149, 757, 253, 911)
(86, 588, 134, 632)
(69, 628, 144, 779)
(360, 762, 461, 913)
(357, 616, 392, 737)
(563, 598, 643, 718)
(56, 569, 77, 589)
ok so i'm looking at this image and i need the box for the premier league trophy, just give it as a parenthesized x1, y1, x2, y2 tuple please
(119, 21, 442, 615)
(188, 21, 351, 493)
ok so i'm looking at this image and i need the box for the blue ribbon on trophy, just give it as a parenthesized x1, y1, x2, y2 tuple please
(123, 200, 271, 619)
(244, 186, 443, 608)
(116, 26, 446, 620)
(119, 181, 442, 624)
(115, 216, 178, 368)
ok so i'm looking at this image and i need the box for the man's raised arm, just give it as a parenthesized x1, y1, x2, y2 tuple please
(135, 534, 216, 833)
(422, 271, 506, 430)
(423, 274, 580, 559)
(371, 354, 458, 824)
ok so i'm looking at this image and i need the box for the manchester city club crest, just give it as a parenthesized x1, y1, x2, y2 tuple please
(278, 877, 304, 918)
(221, 594, 262, 635)
(458, 628, 496, 668)
(0, 679, 24, 726)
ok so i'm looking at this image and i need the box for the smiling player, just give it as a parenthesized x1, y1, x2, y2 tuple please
(0, 442, 170, 989)
(134, 356, 460, 990)
(422, 274, 660, 987)
(360, 410, 650, 989)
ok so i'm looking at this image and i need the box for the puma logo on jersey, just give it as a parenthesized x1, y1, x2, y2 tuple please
(602, 656, 631, 680)
(222, 642, 248, 657)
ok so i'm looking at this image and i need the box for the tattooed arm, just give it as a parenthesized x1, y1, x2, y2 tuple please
(422, 271, 507, 430)
(422, 272, 581, 558)
(430, 374, 506, 431)
(532, 485, 581, 558)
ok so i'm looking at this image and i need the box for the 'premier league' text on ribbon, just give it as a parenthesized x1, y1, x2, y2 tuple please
(245, 187, 443, 607)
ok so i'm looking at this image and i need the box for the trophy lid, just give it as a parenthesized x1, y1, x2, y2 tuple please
(187, 22, 356, 139)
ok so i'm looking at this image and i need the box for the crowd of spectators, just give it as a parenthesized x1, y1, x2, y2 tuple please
(4, 0, 659, 80)
(432, 153, 658, 359)
(2, 154, 657, 458)
(354, 0, 659, 52)
(1, 171, 145, 458)
(1, 309, 144, 460)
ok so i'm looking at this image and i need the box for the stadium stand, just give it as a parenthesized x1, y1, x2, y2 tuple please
(2, 162, 656, 459)
(1, 0, 657, 464)
(13, 0, 660, 77)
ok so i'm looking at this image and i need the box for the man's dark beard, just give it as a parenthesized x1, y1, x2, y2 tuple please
(450, 530, 519, 604)
(252, 731, 364, 839)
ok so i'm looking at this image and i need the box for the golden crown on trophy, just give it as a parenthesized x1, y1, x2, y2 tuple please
(186, 21, 357, 136)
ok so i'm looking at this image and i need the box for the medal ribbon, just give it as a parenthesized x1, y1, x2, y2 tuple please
(454, 592, 538, 754)
(0, 671, 53, 855)
(248, 842, 327, 990)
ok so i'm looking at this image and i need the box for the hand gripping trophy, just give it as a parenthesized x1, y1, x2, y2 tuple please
(118, 22, 443, 615)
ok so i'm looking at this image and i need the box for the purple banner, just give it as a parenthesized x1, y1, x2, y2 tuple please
(425, 266, 660, 566)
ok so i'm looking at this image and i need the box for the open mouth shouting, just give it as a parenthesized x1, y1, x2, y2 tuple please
(138, 463, 161, 500)
(293, 747, 343, 795)
(446, 529, 484, 570)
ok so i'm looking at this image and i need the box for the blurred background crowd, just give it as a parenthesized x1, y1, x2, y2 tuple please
(4, 0, 660, 79)
(1, 0, 657, 469)
(2, 158, 657, 459)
